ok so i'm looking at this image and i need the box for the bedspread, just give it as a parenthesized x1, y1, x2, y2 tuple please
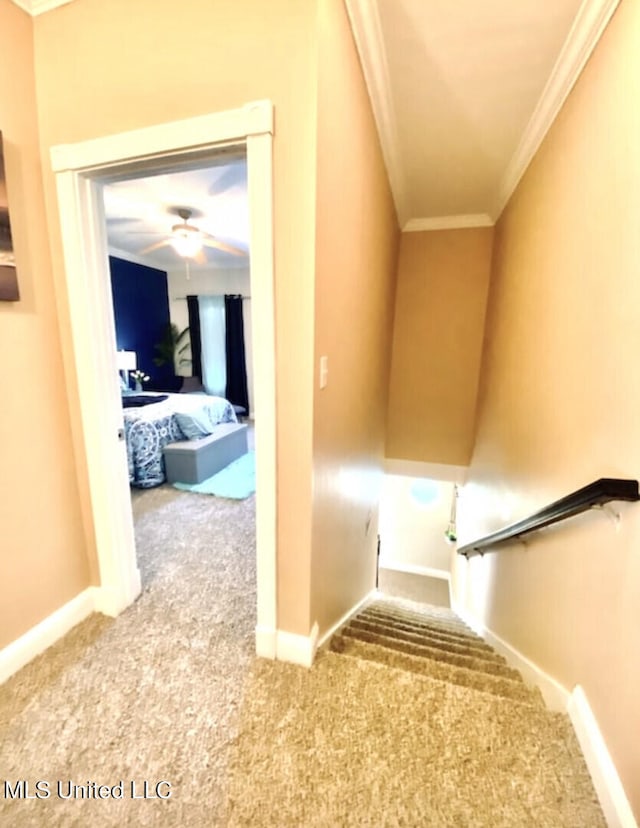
(123, 393, 237, 488)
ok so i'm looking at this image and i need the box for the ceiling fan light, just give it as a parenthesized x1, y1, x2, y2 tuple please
(170, 230, 202, 258)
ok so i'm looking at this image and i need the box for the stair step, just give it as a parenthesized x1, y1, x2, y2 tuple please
(364, 603, 476, 638)
(358, 610, 491, 650)
(358, 609, 493, 652)
(330, 636, 545, 708)
(364, 606, 476, 639)
(373, 596, 465, 621)
(339, 626, 520, 680)
(372, 596, 469, 623)
(347, 618, 506, 665)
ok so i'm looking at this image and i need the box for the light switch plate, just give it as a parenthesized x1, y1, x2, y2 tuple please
(319, 355, 328, 389)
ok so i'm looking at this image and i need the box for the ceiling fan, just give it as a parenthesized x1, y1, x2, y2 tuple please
(137, 207, 245, 264)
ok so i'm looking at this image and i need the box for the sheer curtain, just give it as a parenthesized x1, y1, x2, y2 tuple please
(198, 296, 226, 397)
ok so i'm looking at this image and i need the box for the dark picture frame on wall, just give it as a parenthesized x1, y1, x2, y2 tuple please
(0, 131, 19, 302)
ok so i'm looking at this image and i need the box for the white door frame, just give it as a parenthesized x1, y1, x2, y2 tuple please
(50, 100, 277, 656)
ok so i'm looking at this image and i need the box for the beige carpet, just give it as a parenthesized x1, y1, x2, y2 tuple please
(222, 652, 604, 827)
(0, 485, 257, 827)
(0, 486, 606, 826)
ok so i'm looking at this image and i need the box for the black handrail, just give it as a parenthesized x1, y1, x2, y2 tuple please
(457, 478, 640, 559)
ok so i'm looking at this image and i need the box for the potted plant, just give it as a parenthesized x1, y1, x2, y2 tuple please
(153, 323, 191, 371)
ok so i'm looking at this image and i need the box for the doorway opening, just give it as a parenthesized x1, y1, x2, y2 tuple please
(378, 473, 456, 607)
(50, 101, 277, 656)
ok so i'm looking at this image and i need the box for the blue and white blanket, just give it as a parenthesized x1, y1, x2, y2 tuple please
(123, 393, 237, 488)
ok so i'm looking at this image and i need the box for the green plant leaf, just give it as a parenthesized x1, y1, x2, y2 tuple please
(153, 323, 190, 367)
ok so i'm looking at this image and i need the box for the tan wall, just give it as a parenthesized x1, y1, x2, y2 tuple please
(453, 0, 640, 816)
(32, 0, 320, 636)
(310, 0, 399, 635)
(386, 227, 493, 466)
(0, 1, 89, 648)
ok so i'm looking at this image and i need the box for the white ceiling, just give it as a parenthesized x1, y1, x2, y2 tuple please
(347, 0, 619, 227)
(97, 0, 619, 265)
(10, 0, 73, 15)
(103, 157, 249, 272)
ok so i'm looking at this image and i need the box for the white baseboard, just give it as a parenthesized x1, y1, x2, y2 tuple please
(568, 686, 638, 828)
(276, 622, 319, 667)
(251, 589, 378, 666)
(0, 587, 99, 686)
(317, 589, 377, 650)
(379, 560, 451, 581)
(255, 625, 277, 659)
(92, 570, 141, 617)
(451, 601, 569, 711)
(450, 604, 636, 825)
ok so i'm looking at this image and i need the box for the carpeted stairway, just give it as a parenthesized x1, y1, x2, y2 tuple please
(222, 594, 606, 826)
(231, 594, 610, 827)
(331, 597, 547, 708)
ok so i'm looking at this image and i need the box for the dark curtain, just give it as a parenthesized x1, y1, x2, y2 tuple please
(224, 294, 249, 415)
(186, 295, 202, 381)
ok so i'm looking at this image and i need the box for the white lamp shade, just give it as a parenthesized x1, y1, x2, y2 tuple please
(116, 350, 137, 371)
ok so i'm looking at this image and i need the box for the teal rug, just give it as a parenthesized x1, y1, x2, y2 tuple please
(173, 451, 256, 499)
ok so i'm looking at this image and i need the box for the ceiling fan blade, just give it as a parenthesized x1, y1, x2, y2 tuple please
(201, 237, 246, 256)
(139, 239, 171, 255)
(193, 248, 207, 265)
(208, 163, 244, 196)
(107, 217, 141, 226)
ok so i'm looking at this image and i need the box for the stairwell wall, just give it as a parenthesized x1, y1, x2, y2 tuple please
(386, 227, 494, 467)
(453, 0, 640, 817)
(310, 0, 399, 636)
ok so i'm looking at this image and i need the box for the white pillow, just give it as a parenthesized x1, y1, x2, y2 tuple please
(175, 410, 214, 440)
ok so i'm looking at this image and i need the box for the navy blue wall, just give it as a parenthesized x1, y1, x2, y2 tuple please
(109, 256, 180, 392)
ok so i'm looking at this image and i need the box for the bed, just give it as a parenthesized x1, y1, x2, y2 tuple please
(123, 392, 237, 488)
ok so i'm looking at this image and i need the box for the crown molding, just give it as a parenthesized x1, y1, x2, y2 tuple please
(107, 246, 161, 270)
(495, 0, 621, 218)
(10, 0, 74, 15)
(108, 246, 249, 273)
(403, 214, 494, 233)
(345, 0, 409, 227)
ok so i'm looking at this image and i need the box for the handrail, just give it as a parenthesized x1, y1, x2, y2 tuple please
(457, 478, 640, 559)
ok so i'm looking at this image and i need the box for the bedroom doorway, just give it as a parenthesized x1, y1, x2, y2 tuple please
(50, 102, 277, 657)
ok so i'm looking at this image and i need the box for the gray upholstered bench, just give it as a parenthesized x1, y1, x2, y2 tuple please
(163, 422, 248, 484)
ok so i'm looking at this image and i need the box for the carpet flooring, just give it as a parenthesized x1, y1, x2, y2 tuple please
(0, 486, 606, 827)
(0, 485, 257, 827)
